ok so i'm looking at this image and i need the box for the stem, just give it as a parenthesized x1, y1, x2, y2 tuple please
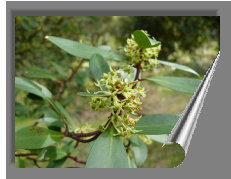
(54, 82, 64, 101)
(65, 59, 85, 82)
(26, 157, 41, 168)
(74, 133, 101, 143)
(54, 59, 85, 102)
(15, 153, 39, 157)
(63, 123, 102, 143)
(67, 156, 86, 164)
(132, 62, 142, 89)
(75, 130, 102, 137)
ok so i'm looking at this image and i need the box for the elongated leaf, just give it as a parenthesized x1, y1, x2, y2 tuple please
(147, 76, 201, 94)
(121, 67, 139, 83)
(15, 77, 52, 99)
(54, 101, 75, 127)
(77, 92, 110, 97)
(97, 45, 112, 51)
(47, 157, 67, 168)
(46, 36, 122, 61)
(130, 135, 148, 166)
(135, 114, 179, 135)
(148, 134, 172, 144)
(27, 66, 56, 81)
(41, 146, 67, 160)
(133, 30, 161, 48)
(158, 60, 200, 76)
(86, 125, 129, 168)
(51, 62, 66, 77)
(39, 117, 65, 128)
(89, 54, 110, 81)
(15, 126, 63, 149)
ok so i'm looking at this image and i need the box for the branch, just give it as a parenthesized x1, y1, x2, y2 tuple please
(65, 59, 85, 82)
(15, 153, 39, 157)
(26, 156, 41, 168)
(132, 62, 142, 89)
(54, 59, 85, 102)
(63, 123, 102, 143)
(67, 155, 86, 164)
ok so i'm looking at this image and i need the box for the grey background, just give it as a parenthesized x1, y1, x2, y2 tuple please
(6, 1, 231, 179)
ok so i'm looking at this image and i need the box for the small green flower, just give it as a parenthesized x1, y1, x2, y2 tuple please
(89, 67, 146, 136)
(124, 32, 161, 70)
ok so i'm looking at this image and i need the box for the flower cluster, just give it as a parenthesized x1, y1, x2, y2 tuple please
(90, 68, 146, 137)
(124, 31, 161, 70)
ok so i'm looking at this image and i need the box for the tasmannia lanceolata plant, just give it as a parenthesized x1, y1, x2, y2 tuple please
(15, 30, 201, 168)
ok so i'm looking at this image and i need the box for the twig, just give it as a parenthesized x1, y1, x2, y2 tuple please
(133, 62, 142, 89)
(15, 153, 39, 157)
(54, 82, 64, 101)
(65, 59, 85, 82)
(67, 156, 86, 164)
(54, 59, 85, 101)
(75, 130, 102, 137)
(26, 156, 41, 168)
(63, 123, 102, 143)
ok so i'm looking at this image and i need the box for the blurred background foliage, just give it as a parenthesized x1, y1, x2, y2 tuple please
(15, 16, 219, 168)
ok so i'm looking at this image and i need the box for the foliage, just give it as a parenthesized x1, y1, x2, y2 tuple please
(15, 28, 204, 168)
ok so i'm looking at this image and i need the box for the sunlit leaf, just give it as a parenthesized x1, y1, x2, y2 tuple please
(27, 66, 56, 81)
(147, 76, 201, 94)
(46, 36, 122, 61)
(89, 54, 110, 81)
(15, 77, 52, 99)
(148, 134, 172, 144)
(54, 101, 75, 127)
(15, 126, 63, 149)
(133, 30, 161, 48)
(135, 114, 179, 135)
(86, 125, 129, 168)
(40, 146, 67, 160)
(158, 60, 200, 76)
(130, 135, 148, 166)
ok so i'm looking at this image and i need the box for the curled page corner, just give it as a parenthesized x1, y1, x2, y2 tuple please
(162, 51, 220, 161)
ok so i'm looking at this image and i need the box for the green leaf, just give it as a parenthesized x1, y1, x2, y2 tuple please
(147, 76, 201, 94)
(27, 66, 56, 81)
(62, 141, 89, 156)
(158, 60, 200, 76)
(135, 114, 179, 135)
(85, 125, 129, 168)
(18, 157, 25, 168)
(54, 101, 75, 127)
(133, 30, 161, 48)
(148, 134, 171, 144)
(130, 135, 148, 166)
(97, 45, 112, 51)
(121, 67, 139, 83)
(15, 77, 52, 99)
(46, 36, 122, 61)
(46, 157, 67, 168)
(51, 62, 66, 77)
(15, 126, 63, 149)
(77, 92, 110, 97)
(39, 117, 65, 128)
(89, 54, 110, 81)
(41, 146, 67, 160)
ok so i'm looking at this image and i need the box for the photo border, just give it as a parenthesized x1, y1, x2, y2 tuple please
(7, 1, 230, 179)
